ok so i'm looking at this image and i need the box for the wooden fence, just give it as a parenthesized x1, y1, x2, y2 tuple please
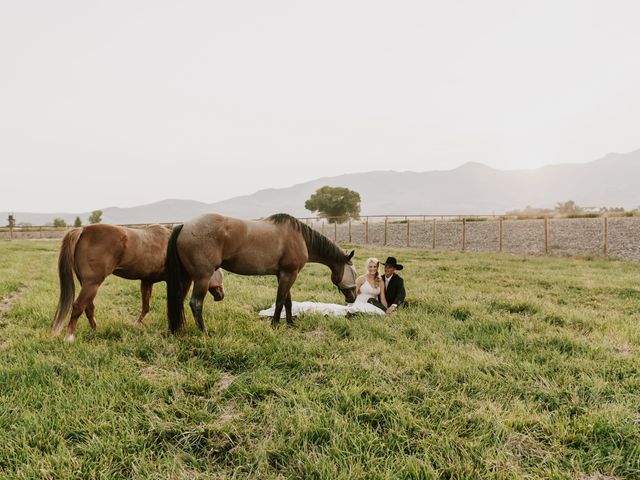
(2, 215, 639, 262)
(299, 215, 640, 262)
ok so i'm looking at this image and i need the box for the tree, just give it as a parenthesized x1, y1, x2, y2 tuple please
(555, 200, 582, 216)
(599, 206, 624, 213)
(305, 186, 361, 224)
(88, 210, 103, 224)
(74, 216, 82, 227)
(505, 205, 553, 217)
(53, 218, 67, 227)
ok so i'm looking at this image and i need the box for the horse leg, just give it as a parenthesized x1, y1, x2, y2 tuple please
(182, 279, 193, 307)
(65, 282, 100, 342)
(285, 292, 294, 326)
(189, 278, 210, 334)
(135, 281, 153, 325)
(272, 271, 297, 328)
(85, 300, 97, 330)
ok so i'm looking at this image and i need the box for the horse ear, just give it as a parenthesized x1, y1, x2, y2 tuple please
(347, 250, 355, 260)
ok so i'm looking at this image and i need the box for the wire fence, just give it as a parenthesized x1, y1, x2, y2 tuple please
(298, 215, 640, 262)
(2, 214, 640, 262)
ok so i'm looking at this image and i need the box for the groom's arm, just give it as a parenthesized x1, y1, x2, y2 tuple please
(391, 277, 406, 308)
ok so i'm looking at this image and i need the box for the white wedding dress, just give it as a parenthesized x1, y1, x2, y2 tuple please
(347, 280, 386, 315)
(258, 279, 385, 318)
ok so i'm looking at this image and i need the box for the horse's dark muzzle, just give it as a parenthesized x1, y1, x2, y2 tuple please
(210, 286, 225, 301)
(341, 287, 357, 304)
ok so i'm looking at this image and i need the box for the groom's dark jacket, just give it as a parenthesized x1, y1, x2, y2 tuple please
(383, 274, 406, 307)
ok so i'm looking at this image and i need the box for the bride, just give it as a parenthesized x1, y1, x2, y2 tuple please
(259, 257, 388, 318)
(348, 257, 388, 315)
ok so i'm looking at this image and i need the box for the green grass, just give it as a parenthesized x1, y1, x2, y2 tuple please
(1, 240, 639, 479)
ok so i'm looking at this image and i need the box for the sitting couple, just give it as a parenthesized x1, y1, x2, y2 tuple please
(355, 256, 406, 315)
(258, 256, 406, 318)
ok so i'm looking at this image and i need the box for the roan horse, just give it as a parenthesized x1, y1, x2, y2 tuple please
(52, 224, 225, 341)
(166, 213, 357, 333)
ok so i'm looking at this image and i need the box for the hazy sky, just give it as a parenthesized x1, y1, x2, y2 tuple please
(2, 1, 639, 213)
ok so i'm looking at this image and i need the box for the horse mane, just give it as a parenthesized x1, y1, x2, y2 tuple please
(267, 213, 347, 264)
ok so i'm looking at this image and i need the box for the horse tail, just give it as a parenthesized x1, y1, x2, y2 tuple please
(166, 224, 186, 333)
(52, 227, 83, 335)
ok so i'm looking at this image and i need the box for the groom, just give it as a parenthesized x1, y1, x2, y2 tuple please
(368, 256, 406, 313)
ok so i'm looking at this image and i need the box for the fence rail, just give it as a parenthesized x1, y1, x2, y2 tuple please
(298, 214, 640, 262)
(2, 214, 640, 262)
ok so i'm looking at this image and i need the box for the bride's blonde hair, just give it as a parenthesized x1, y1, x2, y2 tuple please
(364, 258, 380, 284)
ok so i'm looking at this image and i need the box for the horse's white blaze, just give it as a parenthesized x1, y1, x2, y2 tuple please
(210, 269, 224, 286)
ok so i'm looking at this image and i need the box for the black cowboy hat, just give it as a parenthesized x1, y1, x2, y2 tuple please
(382, 257, 403, 270)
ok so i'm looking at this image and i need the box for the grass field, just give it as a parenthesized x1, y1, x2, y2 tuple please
(0, 240, 639, 479)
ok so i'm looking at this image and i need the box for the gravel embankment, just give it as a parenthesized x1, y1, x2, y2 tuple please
(0, 228, 68, 240)
(309, 217, 640, 262)
(3, 217, 639, 262)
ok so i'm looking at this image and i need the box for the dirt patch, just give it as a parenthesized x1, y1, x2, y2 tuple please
(217, 405, 239, 425)
(0, 288, 26, 318)
(217, 373, 236, 392)
(613, 342, 633, 354)
(140, 366, 185, 384)
(576, 474, 623, 480)
(504, 432, 551, 463)
(304, 329, 327, 339)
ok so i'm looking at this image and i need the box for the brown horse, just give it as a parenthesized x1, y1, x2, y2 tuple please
(166, 213, 357, 333)
(52, 224, 224, 341)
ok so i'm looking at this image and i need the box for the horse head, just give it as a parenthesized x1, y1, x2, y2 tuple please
(210, 269, 225, 301)
(332, 250, 357, 303)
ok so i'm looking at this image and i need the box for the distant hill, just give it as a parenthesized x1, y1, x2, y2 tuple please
(4, 149, 639, 225)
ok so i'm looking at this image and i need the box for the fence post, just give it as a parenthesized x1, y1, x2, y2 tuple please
(334, 221, 337, 242)
(322, 221, 325, 236)
(432, 218, 436, 249)
(544, 216, 549, 255)
(365, 217, 369, 244)
(7, 214, 15, 240)
(603, 216, 608, 257)
(348, 219, 352, 243)
(384, 217, 388, 246)
(406, 217, 410, 247)
(462, 217, 466, 252)
(499, 217, 503, 253)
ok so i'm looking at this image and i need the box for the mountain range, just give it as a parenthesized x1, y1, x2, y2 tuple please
(4, 149, 639, 225)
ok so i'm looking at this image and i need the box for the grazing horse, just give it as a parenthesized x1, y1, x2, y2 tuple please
(52, 224, 225, 341)
(166, 213, 357, 333)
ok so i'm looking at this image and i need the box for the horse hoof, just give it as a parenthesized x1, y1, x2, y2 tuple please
(271, 321, 280, 329)
(64, 334, 75, 343)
